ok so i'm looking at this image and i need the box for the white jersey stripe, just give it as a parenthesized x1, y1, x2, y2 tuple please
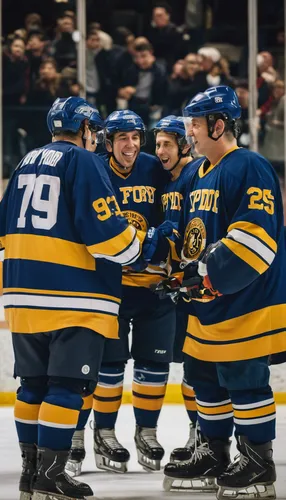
(3, 293, 119, 314)
(228, 229, 275, 265)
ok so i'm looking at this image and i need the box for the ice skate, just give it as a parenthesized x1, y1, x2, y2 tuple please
(65, 430, 86, 477)
(32, 447, 93, 500)
(19, 443, 37, 500)
(163, 438, 230, 491)
(217, 436, 276, 500)
(170, 421, 201, 462)
(134, 426, 164, 471)
(93, 427, 130, 473)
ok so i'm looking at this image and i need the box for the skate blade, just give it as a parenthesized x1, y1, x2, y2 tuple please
(216, 482, 276, 500)
(20, 492, 32, 500)
(65, 460, 83, 477)
(137, 449, 161, 472)
(163, 475, 217, 492)
(32, 491, 86, 500)
(95, 452, 128, 474)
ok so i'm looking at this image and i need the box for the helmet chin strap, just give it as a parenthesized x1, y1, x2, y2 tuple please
(112, 152, 136, 171)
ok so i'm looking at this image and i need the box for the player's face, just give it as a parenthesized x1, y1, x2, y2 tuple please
(184, 116, 209, 156)
(155, 131, 179, 170)
(113, 131, 141, 169)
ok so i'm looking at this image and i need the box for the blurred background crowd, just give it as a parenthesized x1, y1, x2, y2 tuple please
(2, 0, 286, 192)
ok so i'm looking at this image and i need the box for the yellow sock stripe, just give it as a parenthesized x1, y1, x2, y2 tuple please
(132, 395, 164, 411)
(93, 398, 122, 413)
(181, 382, 195, 398)
(222, 237, 268, 274)
(234, 403, 276, 420)
(38, 402, 79, 426)
(14, 400, 40, 421)
(132, 382, 167, 397)
(81, 394, 93, 410)
(94, 385, 123, 398)
(196, 403, 233, 416)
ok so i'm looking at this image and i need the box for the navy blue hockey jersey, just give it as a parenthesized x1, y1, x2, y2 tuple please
(102, 152, 169, 288)
(0, 142, 142, 338)
(179, 147, 286, 362)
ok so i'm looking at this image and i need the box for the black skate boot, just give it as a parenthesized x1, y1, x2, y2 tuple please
(134, 425, 164, 471)
(65, 430, 86, 477)
(19, 443, 37, 500)
(216, 436, 276, 500)
(93, 426, 130, 473)
(163, 437, 231, 491)
(32, 447, 93, 500)
(170, 422, 201, 462)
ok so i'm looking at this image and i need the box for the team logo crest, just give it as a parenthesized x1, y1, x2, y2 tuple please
(182, 217, 206, 260)
(122, 210, 148, 231)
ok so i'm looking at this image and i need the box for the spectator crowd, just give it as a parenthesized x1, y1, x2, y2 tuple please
(2, 1, 286, 185)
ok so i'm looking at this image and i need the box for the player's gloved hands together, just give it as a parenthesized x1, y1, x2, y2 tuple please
(142, 220, 179, 264)
(150, 276, 182, 303)
(150, 242, 222, 302)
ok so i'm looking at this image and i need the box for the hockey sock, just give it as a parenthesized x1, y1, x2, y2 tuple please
(93, 363, 125, 429)
(132, 362, 169, 428)
(195, 386, 233, 440)
(231, 385, 276, 443)
(38, 386, 82, 450)
(182, 362, 197, 424)
(14, 386, 47, 445)
(76, 394, 93, 431)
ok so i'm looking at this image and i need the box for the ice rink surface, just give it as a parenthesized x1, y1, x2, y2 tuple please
(0, 404, 286, 500)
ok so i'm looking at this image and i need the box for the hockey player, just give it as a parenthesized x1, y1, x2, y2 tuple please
(0, 97, 146, 500)
(68, 110, 177, 475)
(151, 86, 286, 499)
(153, 115, 200, 461)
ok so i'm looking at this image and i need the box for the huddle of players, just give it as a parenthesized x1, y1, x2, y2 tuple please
(66, 87, 286, 500)
(3, 86, 286, 500)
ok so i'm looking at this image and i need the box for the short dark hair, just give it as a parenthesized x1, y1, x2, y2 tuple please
(153, 1, 172, 15)
(134, 42, 153, 53)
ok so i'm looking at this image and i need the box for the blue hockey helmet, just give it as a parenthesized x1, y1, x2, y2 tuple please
(89, 109, 104, 132)
(183, 85, 241, 120)
(183, 85, 241, 140)
(154, 115, 186, 137)
(154, 114, 189, 151)
(47, 96, 96, 135)
(104, 110, 146, 146)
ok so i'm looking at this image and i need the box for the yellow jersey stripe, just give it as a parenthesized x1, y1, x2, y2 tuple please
(3, 287, 121, 304)
(87, 225, 135, 257)
(227, 221, 277, 252)
(4, 234, 95, 270)
(234, 403, 276, 420)
(222, 237, 268, 274)
(167, 238, 181, 262)
(186, 304, 286, 343)
(183, 329, 286, 362)
(5, 308, 119, 338)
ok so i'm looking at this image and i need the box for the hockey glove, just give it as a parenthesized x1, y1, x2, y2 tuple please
(150, 276, 182, 303)
(142, 220, 179, 264)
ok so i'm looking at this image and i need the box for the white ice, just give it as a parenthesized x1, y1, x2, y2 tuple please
(0, 404, 286, 500)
